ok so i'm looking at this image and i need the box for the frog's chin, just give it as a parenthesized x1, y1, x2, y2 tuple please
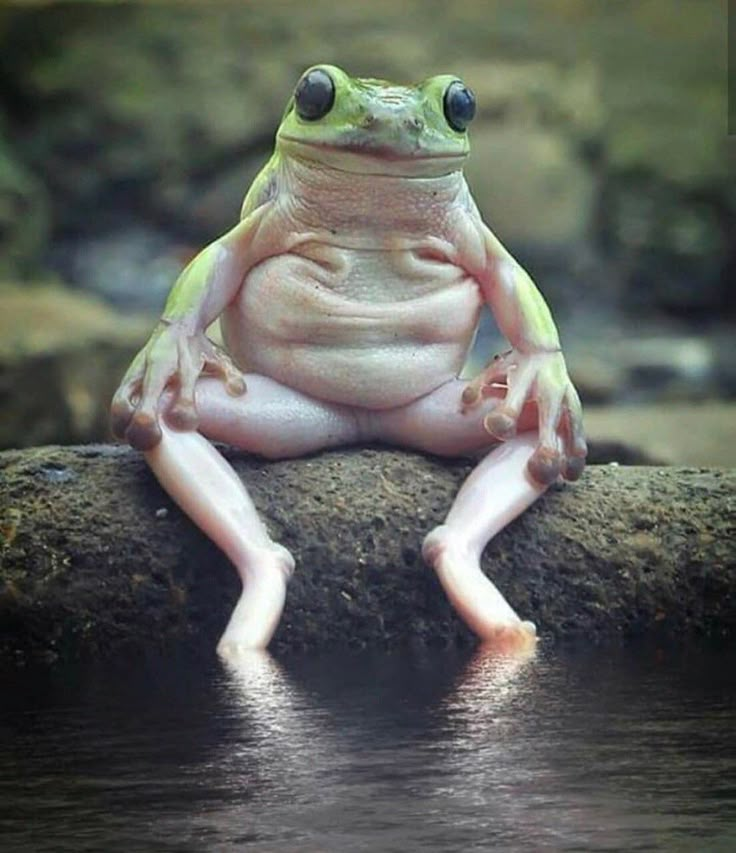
(278, 136, 466, 178)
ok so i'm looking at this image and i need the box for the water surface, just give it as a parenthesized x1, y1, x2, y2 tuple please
(1, 645, 734, 851)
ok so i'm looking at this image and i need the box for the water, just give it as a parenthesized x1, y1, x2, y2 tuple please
(1, 645, 734, 852)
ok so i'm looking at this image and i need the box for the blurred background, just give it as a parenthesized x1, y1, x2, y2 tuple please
(0, 0, 732, 465)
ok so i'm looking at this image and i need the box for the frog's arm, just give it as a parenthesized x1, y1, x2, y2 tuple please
(480, 227, 561, 352)
(463, 222, 587, 484)
(111, 199, 274, 451)
(240, 153, 279, 220)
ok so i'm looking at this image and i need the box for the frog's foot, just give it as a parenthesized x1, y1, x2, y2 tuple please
(217, 545, 295, 660)
(423, 524, 537, 654)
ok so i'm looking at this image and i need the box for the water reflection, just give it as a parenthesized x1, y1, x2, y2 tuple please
(219, 650, 303, 732)
(217, 650, 342, 802)
(446, 643, 537, 713)
(206, 645, 540, 849)
(1, 646, 734, 852)
(211, 644, 736, 850)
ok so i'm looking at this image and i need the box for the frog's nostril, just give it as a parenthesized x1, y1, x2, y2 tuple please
(361, 112, 377, 128)
(406, 117, 424, 132)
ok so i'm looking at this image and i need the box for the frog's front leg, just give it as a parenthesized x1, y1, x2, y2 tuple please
(376, 379, 543, 652)
(111, 202, 276, 451)
(145, 375, 362, 659)
(455, 217, 588, 486)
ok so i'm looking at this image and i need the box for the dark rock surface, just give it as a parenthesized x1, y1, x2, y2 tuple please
(1, 444, 733, 662)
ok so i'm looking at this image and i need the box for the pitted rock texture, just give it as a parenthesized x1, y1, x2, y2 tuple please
(0, 444, 734, 661)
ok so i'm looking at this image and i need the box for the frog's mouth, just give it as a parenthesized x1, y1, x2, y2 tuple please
(279, 135, 467, 177)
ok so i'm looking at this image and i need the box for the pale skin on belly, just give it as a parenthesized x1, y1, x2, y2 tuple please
(111, 65, 586, 659)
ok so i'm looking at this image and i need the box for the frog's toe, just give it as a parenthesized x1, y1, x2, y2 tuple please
(126, 411, 162, 451)
(167, 397, 199, 431)
(562, 453, 586, 482)
(528, 445, 562, 485)
(203, 343, 247, 396)
(560, 387, 587, 481)
(110, 401, 134, 440)
(225, 373, 247, 396)
(477, 619, 538, 655)
(217, 638, 261, 662)
(483, 408, 517, 440)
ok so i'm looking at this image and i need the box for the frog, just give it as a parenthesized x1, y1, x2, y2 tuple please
(111, 65, 587, 659)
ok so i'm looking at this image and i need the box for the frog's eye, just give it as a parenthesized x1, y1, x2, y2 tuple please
(443, 81, 476, 132)
(294, 68, 336, 121)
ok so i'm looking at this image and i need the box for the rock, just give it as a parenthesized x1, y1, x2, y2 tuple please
(0, 444, 733, 662)
(0, 284, 150, 449)
(585, 440, 661, 466)
(584, 402, 736, 468)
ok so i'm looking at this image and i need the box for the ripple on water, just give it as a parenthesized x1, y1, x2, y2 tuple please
(0, 645, 734, 852)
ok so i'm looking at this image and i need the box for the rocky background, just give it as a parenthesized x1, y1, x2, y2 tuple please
(0, 0, 733, 458)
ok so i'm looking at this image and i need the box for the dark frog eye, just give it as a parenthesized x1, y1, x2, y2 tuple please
(443, 81, 476, 132)
(294, 68, 336, 121)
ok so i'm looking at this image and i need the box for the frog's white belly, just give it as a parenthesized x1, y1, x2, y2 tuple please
(221, 248, 483, 409)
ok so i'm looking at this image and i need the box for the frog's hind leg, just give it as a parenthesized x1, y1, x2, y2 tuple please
(147, 423, 294, 656)
(375, 379, 546, 652)
(144, 375, 362, 659)
(421, 434, 546, 653)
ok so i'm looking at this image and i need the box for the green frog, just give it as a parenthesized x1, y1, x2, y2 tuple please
(111, 65, 586, 659)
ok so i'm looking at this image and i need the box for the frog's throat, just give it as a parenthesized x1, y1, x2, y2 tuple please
(277, 137, 467, 179)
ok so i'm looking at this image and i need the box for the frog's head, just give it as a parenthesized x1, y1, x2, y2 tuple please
(276, 65, 475, 177)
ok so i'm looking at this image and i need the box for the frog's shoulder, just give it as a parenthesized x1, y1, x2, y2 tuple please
(240, 153, 280, 220)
